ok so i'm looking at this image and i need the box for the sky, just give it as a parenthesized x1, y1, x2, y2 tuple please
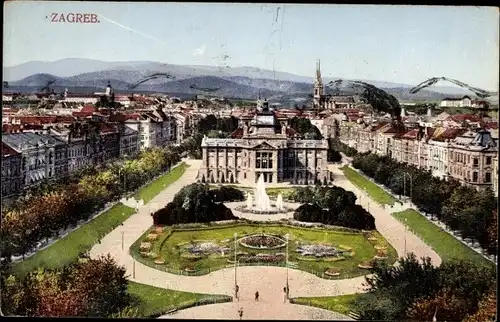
(3, 2, 499, 90)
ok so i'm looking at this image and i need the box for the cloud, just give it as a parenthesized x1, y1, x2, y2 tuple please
(193, 44, 206, 57)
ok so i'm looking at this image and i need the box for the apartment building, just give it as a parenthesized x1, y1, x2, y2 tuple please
(1, 142, 23, 199)
(449, 129, 497, 189)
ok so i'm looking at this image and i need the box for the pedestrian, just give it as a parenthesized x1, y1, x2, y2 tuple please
(235, 284, 239, 301)
(255, 291, 259, 302)
(283, 287, 287, 303)
(238, 307, 243, 320)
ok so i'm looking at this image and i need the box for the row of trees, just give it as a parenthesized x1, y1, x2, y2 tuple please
(354, 254, 496, 321)
(1, 147, 182, 263)
(2, 255, 135, 317)
(333, 138, 497, 256)
(152, 184, 239, 226)
(179, 115, 239, 159)
(289, 116, 322, 139)
(291, 186, 376, 230)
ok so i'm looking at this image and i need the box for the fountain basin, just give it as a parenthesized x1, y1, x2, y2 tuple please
(235, 204, 292, 214)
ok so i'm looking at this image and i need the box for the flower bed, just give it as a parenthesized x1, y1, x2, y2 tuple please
(296, 244, 341, 258)
(239, 234, 287, 250)
(185, 241, 230, 255)
(154, 259, 165, 265)
(374, 245, 387, 250)
(180, 253, 204, 260)
(147, 233, 158, 241)
(325, 268, 341, 276)
(140, 242, 152, 250)
(239, 253, 285, 263)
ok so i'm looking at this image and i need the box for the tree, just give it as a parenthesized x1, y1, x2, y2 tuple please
(463, 284, 497, 322)
(68, 255, 130, 317)
(363, 253, 441, 318)
(406, 288, 469, 322)
(354, 291, 403, 321)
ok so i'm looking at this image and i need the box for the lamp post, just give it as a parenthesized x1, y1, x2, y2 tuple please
(121, 231, 124, 251)
(404, 218, 408, 255)
(285, 233, 290, 300)
(402, 172, 413, 202)
(234, 232, 237, 293)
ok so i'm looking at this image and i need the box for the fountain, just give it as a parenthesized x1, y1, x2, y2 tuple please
(255, 174, 272, 211)
(276, 193, 284, 211)
(239, 175, 290, 214)
(246, 192, 253, 210)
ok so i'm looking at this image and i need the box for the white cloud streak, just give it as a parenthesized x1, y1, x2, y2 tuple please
(98, 13, 167, 46)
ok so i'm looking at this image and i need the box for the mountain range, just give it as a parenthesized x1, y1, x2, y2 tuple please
(3, 58, 474, 103)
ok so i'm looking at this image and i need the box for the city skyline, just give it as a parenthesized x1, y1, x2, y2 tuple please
(3, 2, 499, 91)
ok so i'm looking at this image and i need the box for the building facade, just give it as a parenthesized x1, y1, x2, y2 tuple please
(1, 142, 23, 199)
(198, 100, 330, 185)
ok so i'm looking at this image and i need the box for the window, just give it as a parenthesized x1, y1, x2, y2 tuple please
(472, 171, 478, 182)
(485, 172, 491, 183)
(473, 158, 478, 167)
(486, 157, 492, 165)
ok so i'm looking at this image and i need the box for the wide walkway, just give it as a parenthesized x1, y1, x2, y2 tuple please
(90, 159, 440, 320)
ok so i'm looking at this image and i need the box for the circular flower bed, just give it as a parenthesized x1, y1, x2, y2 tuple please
(296, 244, 341, 258)
(154, 259, 165, 265)
(239, 234, 287, 250)
(325, 268, 341, 276)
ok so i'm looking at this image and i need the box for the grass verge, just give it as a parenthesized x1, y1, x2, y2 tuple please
(341, 166, 397, 206)
(13, 162, 188, 278)
(127, 281, 232, 318)
(13, 203, 135, 278)
(134, 163, 189, 203)
(392, 209, 494, 268)
(291, 294, 359, 316)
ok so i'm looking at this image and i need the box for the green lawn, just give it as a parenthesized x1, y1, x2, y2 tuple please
(131, 223, 397, 279)
(134, 163, 189, 203)
(13, 162, 189, 278)
(13, 203, 135, 278)
(292, 294, 359, 316)
(127, 281, 232, 318)
(341, 166, 397, 206)
(392, 209, 494, 268)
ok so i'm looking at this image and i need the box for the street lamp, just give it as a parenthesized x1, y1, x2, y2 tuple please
(285, 233, 290, 300)
(121, 231, 124, 251)
(402, 172, 413, 202)
(404, 218, 408, 255)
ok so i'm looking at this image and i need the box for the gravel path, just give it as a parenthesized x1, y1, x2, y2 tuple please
(90, 159, 440, 320)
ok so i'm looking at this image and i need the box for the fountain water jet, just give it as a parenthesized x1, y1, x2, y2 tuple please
(246, 192, 253, 210)
(254, 174, 272, 211)
(276, 193, 284, 211)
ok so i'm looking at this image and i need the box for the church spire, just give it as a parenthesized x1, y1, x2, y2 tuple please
(316, 59, 322, 81)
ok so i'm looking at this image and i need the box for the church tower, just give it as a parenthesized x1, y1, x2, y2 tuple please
(313, 59, 324, 109)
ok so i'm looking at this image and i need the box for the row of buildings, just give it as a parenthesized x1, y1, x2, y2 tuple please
(331, 117, 498, 195)
(1, 106, 197, 201)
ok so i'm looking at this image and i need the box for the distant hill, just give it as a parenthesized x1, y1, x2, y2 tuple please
(7, 72, 463, 102)
(4, 58, 479, 95)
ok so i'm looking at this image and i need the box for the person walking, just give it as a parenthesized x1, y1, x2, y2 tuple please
(238, 307, 243, 320)
(235, 284, 239, 301)
(255, 291, 259, 302)
(283, 287, 287, 303)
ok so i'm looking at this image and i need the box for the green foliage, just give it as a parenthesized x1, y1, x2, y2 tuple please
(355, 253, 496, 321)
(152, 183, 237, 226)
(291, 186, 375, 230)
(2, 145, 184, 274)
(2, 255, 131, 317)
(290, 117, 322, 139)
(350, 150, 497, 256)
